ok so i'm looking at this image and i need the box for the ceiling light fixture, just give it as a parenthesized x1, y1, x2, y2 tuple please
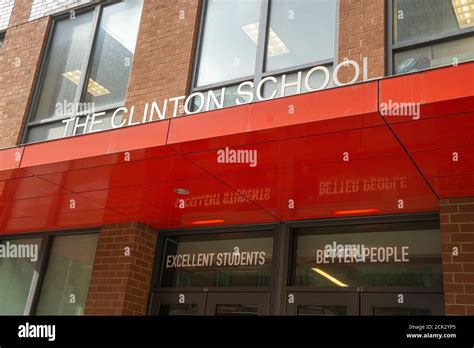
(62, 70, 111, 97)
(451, 0, 474, 29)
(174, 188, 190, 195)
(242, 23, 290, 57)
(312, 267, 349, 287)
(332, 208, 380, 216)
(190, 219, 225, 225)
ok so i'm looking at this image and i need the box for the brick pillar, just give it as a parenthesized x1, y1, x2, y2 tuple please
(125, 0, 200, 122)
(337, 0, 385, 83)
(8, 0, 32, 27)
(440, 197, 474, 315)
(0, 0, 49, 148)
(85, 222, 158, 315)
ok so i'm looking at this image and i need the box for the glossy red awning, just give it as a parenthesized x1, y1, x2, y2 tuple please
(0, 62, 472, 234)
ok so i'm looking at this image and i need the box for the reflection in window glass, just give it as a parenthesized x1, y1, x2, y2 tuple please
(265, 0, 337, 72)
(84, 0, 143, 110)
(293, 221, 443, 289)
(35, 234, 99, 315)
(160, 232, 273, 288)
(394, 36, 474, 74)
(0, 239, 42, 315)
(196, 0, 262, 87)
(394, 0, 472, 44)
(34, 12, 94, 121)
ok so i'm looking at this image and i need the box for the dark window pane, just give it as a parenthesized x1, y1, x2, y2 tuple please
(265, 0, 337, 72)
(83, 0, 143, 110)
(35, 234, 99, 315)
(34, 12, 94, 121)
(215, 304, 258, 316)
(0, 238, 42, 315)
(25, 122, 66, 143)
(196, 0, 262, 86)
(293, 221, 443, 289)
(160, 232, 273, 288)
(297, 305, 347, 316)
(394, 36, 474, 74)
(394, 0, 472, 44)
(159, 304, 198, 316)
(373, 307, 431, 316)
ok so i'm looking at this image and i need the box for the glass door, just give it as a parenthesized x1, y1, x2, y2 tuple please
(360, 293, 444, 315)
(286, 292, 359, 315)
(150, 292, 206, 316)
(206, 292, 270, 316)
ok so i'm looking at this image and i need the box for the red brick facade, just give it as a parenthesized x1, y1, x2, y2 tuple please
(0, 0, 49, 148)
(125, 0, 200, 122)
(440, 197, 474, 315)
(1, 0, 473, 317)
(85, 223, 157, 315)
(337, 0, 385, 82)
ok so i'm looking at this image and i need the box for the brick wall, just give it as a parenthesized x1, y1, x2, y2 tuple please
(125, 0, 200, 122)
(85, 222, 158, 315)
(337, 0, 385, 83)
(0, 0, 49, 148)
(0, 0, 15, 30)
(440, 197, 474, 315)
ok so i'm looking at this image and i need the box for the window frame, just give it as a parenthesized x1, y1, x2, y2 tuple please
(387, 0, 474, 76)
(0, 31, 5, 48)
(0, 228, 99, 315)
(189, 0, 340, 97)
(22, 0, 129, 144)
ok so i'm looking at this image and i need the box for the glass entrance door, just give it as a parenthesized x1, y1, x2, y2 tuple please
(285, 292, 444, 315)
(206, 292, 270, 316)
(150, 292, 206, 316)
(150, 292, 270, 316)
(286, 292, 359, 316)
(360, 293, 444, 315)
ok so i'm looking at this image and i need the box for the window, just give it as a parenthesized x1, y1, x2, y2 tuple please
(192, 0, 338, 109)
(390, 0, 474, 75)
(24, 0, 144, 143)
(0, 238, 43, 314)
(159, 231, 274, 288)
(0, 232, 99, 315)
(292, 221, 443, 289)
(0, 31, 5, 48)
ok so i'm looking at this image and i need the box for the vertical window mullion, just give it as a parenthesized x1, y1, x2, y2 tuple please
(25, 235, 52, 315)
(254, 0, 270, 87)
(66, 4, 102, 136)
(190, 0, 209, 93)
